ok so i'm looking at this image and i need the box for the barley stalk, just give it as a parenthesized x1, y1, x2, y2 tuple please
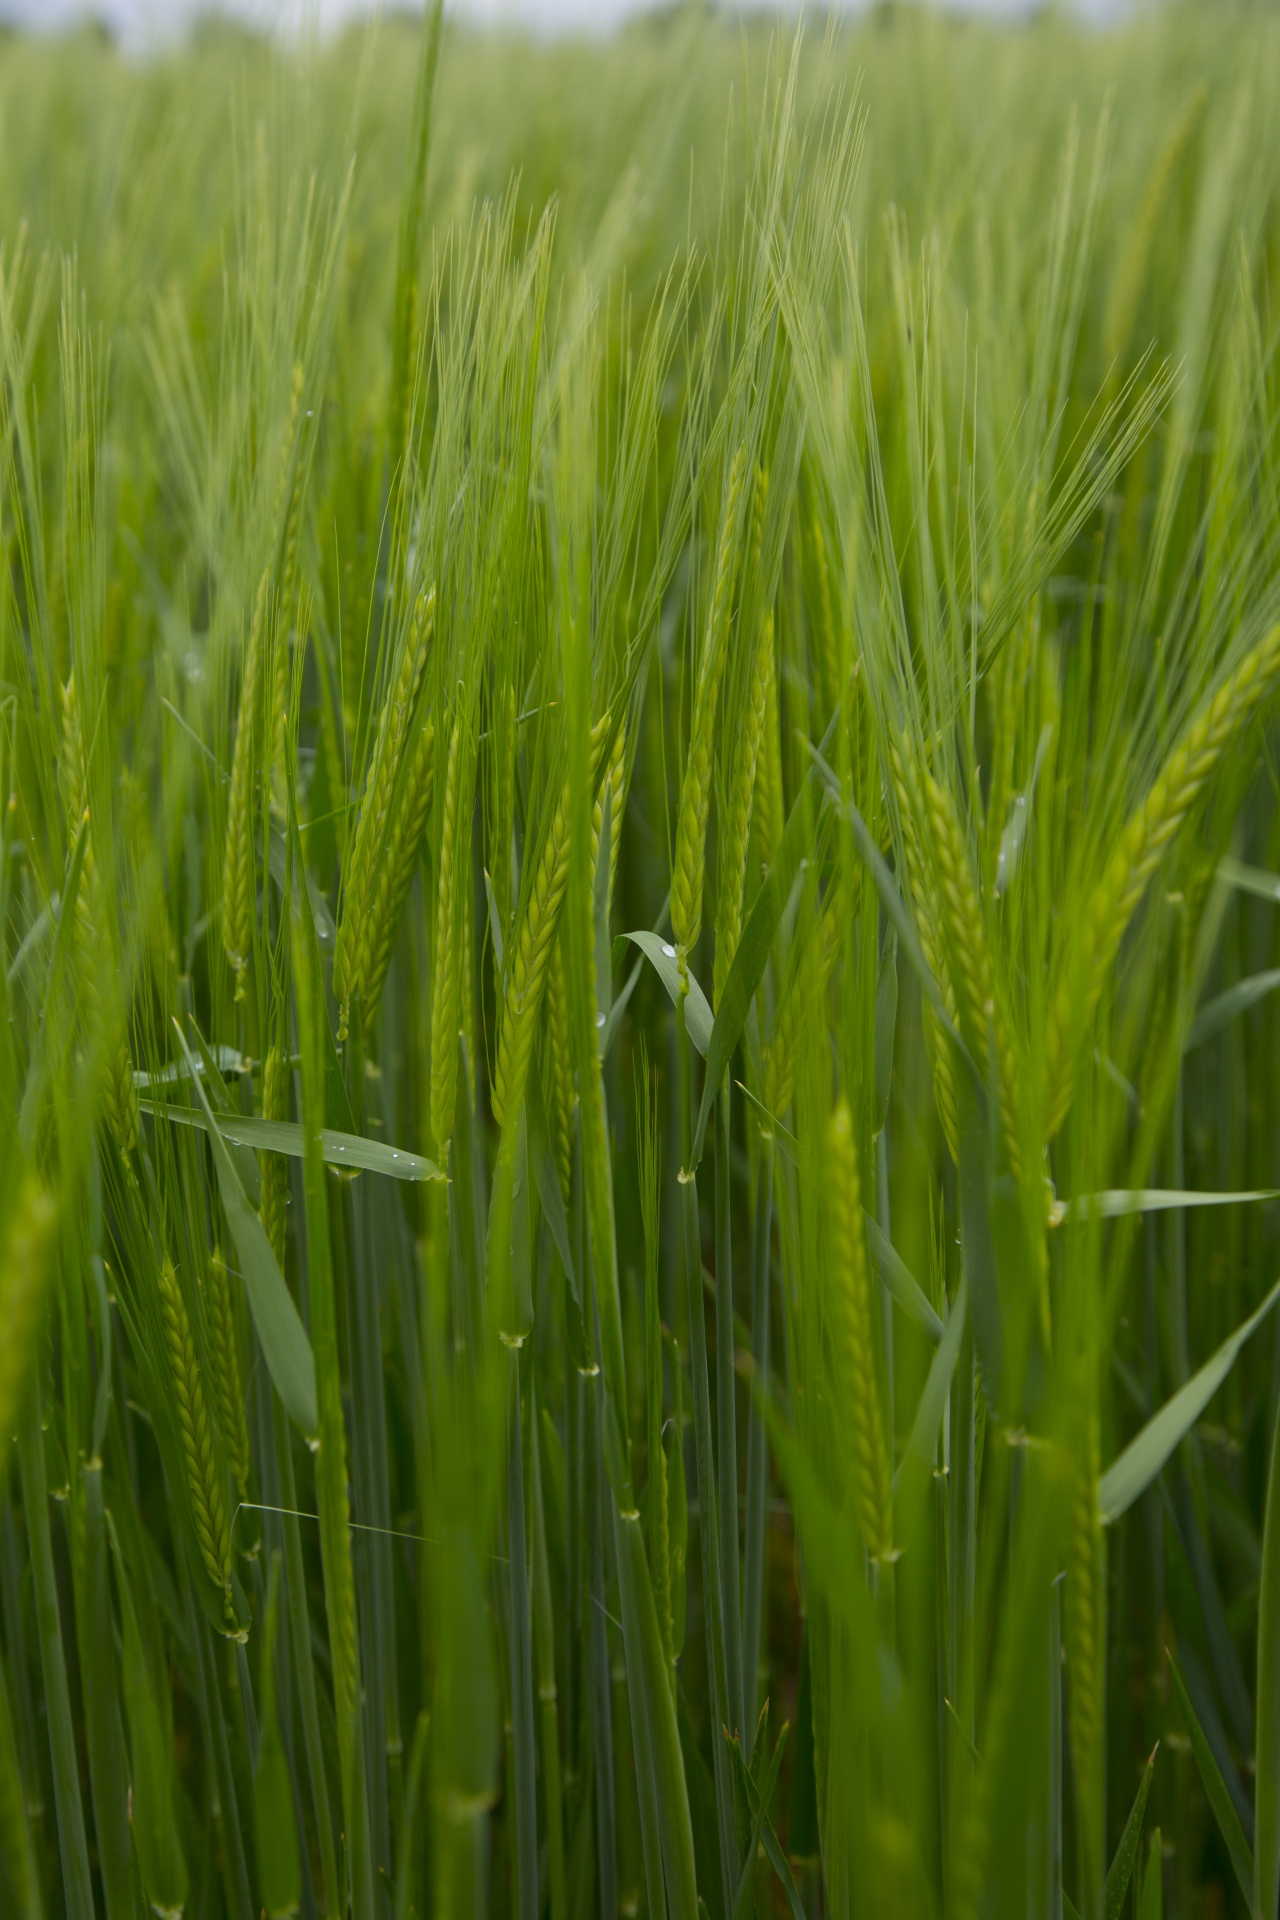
(259, 1042, 290, 1268)
(0, 1175, 57, 1444)
(889, 737, 961, 1161)
(491, 714, 610, 1132)
(714, 609, 770, 1008)
(671, 446, 746, 968)
(925, 773, 1023, 1183)
(206, 1246, 250, 1495)
(335, 587, 436, 1033)
(157, 1257, 232, 1601)
(221, 569, 271, 996)
(826, 1101, 893, 1562)
(361, 716, 435, 1022)
(545, 938, 576, 1199)
(430, 712, 463, 1154)
(763, 897, 838, 1121)
(1045, 619, 1280, 1135)
(756, 624, 785, 874)
(60, 676, 137, 1153)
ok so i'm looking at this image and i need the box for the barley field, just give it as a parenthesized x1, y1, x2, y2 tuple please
(3, 4, 1280, 1917)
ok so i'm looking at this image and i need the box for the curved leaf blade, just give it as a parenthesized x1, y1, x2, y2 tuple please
(171, 1020, 319, 1438)
(1099, 1276, 1280, 1524)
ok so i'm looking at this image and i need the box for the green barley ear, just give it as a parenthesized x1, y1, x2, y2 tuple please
(430, 711, 463, 1156)
(1065, 1412, 1105, 1878)
(1045, 619, 1280, 1137)
(0, 1175, 57, 1445)
(491, 713, 610, 1132)
(591, 719, 627, 913)
(888, 736, 961, 1162)
(259, 1044, 290, 1270)
(361, 715, 435, 1023)
(157, 1257, 232, 1603)
(714, 608, 771, 1008)
(825, 1100, 893, 1563)
(222, 569, 271, 999)
(206, 1246, 250, 1497)
(334, 586, 436, 1035)
(671, 445, 746, 971)
(924, 772, 1023, 1184)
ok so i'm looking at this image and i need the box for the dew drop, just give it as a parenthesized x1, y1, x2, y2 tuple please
(661, 941, 676, 958)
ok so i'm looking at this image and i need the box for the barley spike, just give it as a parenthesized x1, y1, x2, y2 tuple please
(1045, 619, 1280, 1135)
(157, 1257, 231, 1601)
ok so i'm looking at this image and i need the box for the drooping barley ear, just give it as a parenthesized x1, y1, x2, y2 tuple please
(0, 1175, 57, 1444)
(1046, 620, 1280, 1136)
(157, 1257, 232, 1603)
(825, 1101, 893, 1562)
(756, 617, 785, 873)
(430, 713, 463, 1155)
(206, 1246, 250, 1496)
(609, 723, 626, 913)
(889, 737, 961, 1162)
(671, 446, 746, 971)
(1065, 1413, 1105, 1863)
(259, 1045, 290, 1271)
(361, 716, 435, 1022)
(545, 938, 576, 1199)
(334, 587, 436, 1036)
(925, 773, 1023, 1184)
(222, 569, 271, 999)
(60, 677, 138, 1154)
(491, 714, 611, 1132)
(714, 609, 771, 1008)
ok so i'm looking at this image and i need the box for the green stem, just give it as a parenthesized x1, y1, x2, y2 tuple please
(507, 1348, 538, 1920)
(17, 1391, 93, 1920)
(715, 1084, 744, 1746)
(677, 985, 739, 1912)
(742, 1132, 773, 1745)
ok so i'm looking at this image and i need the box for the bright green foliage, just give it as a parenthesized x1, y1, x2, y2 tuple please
(5, 7, 1280, 1918)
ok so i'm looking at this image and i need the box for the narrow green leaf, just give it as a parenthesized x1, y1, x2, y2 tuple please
(895, 1281, 967, 1492)
(866, 1213, 944, 1342)
(171, 1020, 318, 1437)
(1168, 1653, 1253, 1904)
(1256, 1398, 1280, 1920)
(1098, 1276, 1280, 1523)
(1217, 855, 1280, 904)
(1138, 1831, 1162, 1920)
(1104, 1746, 1157, 1920)
(140, 1101, 441, 1183)
(1059, 1188, 1277, 1221)
(1185, 969, 1280, 1050)
(623, 931, 713, 1055)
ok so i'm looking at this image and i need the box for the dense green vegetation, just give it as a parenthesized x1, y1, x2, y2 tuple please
(4, 3, 1280, 1915)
